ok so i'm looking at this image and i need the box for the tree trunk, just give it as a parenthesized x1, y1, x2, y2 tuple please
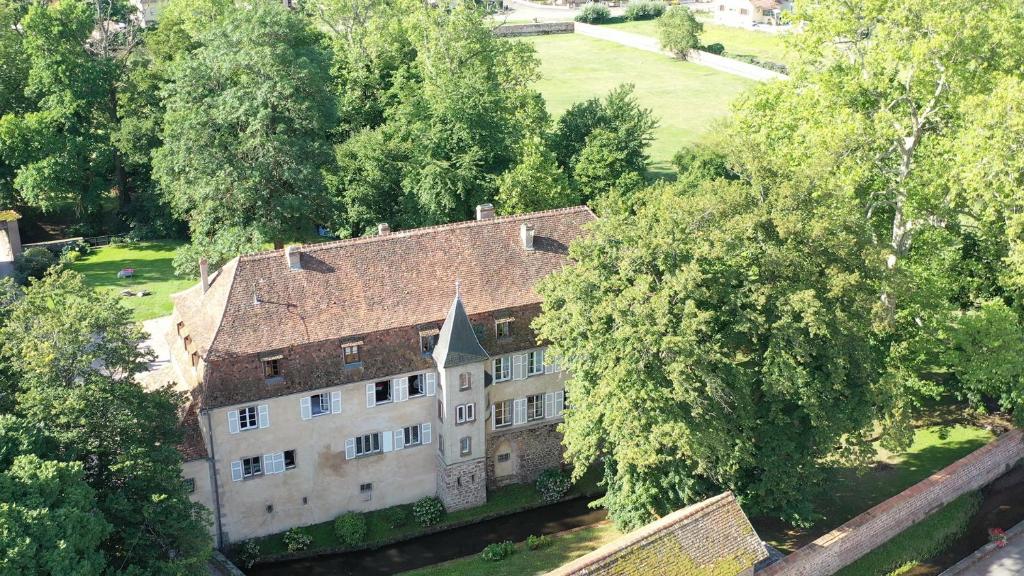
(108, 87, 130, 209)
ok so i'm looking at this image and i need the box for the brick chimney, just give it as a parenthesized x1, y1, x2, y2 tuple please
(199, 258, 210, 293)
(285, 246, 301, 270)
(378, 223, 391, 236)
(520, 223, 535, 251)
(476, 203, 495, 221)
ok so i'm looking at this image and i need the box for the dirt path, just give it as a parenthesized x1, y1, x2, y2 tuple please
(246, 496, 607, 576)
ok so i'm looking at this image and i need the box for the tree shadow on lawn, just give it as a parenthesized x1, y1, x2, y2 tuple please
(754, 434, 992, 553)
(69, 242, 186, 292)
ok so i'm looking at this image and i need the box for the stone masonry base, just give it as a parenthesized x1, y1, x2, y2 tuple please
(436, 456, 487, 512)
(486, 421, 565, 490)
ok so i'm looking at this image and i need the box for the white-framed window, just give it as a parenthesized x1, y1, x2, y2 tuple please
(242, 456, 262, 478)
(409, 374, 425, 397)
(228, 404, 268, 433)
(496, 319, 512, 339)
(460, 436, 472, 456)
(301, 391, 341, 420)
(527, 394, 544, 421)
(374, 380, 392, 404)
(355, 432, 381, 456)
(311, 393, 330, 417)
(456, 403, 475, 424)
(493, 356, 511, 382)
(239, 406, 258, 430)
(404, 424, 421, 446)
(527, 350, 544, 375)
(493, 400, 512, 428)
(459, 372, 472, 390)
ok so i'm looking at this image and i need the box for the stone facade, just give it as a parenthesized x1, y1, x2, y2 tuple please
(436, 456, 487, 511)
(486, 421, 564, 489)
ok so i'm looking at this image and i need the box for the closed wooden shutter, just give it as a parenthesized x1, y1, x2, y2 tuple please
(425, 372, 437, 396)
(395, 377, 409, 402)
(331, 391, 342, 414)
(228, 410, 240, 434)
(230, 460, 243, 481)
(382, 431, 393, 453)
(513, 398, 527, 425)
(366, 383, 376, 408)
(422, 423, 432, 445)
(345, 438, 356, 460)
(394, 429, 405, 451)
(257, 405, 269, 429)
(544, 392, 554, 418)
(300, 397, 312, 420)
(512, 354, 525, 380)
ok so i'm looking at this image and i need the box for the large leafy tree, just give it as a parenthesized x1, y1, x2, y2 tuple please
(535, 180, 886, 528)
(153, 0, 337, 250)
(0, 271, 212, 574)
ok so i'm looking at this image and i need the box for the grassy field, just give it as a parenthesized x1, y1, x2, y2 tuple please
(758, 425, 995, 553)
(604, 19, 792, 64)
(397, 523, 622, 576)
(525, 33, 755, 176)
(67, 240, 191, 322)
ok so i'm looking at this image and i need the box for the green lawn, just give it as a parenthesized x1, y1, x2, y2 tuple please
(397, 522, 622, 576)
(67, 240, 191, 322)
(757, 425, 994, 553)
(604, 19, 792, 65)
(525, 33, 756, 177)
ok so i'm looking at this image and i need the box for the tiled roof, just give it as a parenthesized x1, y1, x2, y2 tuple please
(175, 206, 596, 360)
(548, 492, 768, 576)
(751, 0, 781, 9)
(177, 399, 208, 461)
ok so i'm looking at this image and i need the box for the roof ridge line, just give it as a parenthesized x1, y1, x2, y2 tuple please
(239, 205, 594, 262)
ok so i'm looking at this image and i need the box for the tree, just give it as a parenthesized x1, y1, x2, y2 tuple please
(0, 271, 212, 573)
(571, 129, 646, 207)
(496, 135, 576, 215)
(656, 6, 702, 58)
(153, 0, 337, 250)
(535, 180, 886, 529)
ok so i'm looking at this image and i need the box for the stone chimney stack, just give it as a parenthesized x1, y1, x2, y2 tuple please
(378, 223, 391, 236)
(199, 258, 209, 294)
(520, 223, 535, 251)
(286, 246, 301, 270)
(475, 203, 494, 221)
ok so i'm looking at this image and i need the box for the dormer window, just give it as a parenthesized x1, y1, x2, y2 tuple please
(342, 342, 362, 367)
(495, 318, 513, 339)
(262, 356, 282, 381)
(420, 328, 440, 355)
(183, 335, 193, 349)
(176, 321, 185, 335)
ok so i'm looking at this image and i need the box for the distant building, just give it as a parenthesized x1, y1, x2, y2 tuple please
(549, 492, 769, 576)
(170, 205, 596, 545)
(714, 0, 792, 27)
(131, 0, 166, 26)
(0, 211, 22, 279)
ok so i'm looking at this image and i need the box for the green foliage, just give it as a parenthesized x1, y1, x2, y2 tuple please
(497, 135, 577, 215)
(334, 512, 369, 547)
(379, 504, 413, 530)
(412, 496, 446, 527)
(480, 540, 516, 562)
(238, 539, 262, 569)
(284, 528, 313, 552)
(13, 247, 56, 285)
(671, 145, 737, 184)
(154, 0, 337, 250)
(535, 468, 571, 503)
(703, 42, 725, 55)
(574, 3, 611, 23)
(526, 534, 551, 550)
(656, 6, 702, 57)
(172, 226, 265, 278)
(535, 180, 884, 529)
(834, 492, 981, 576)
(624, 0, 666, 21)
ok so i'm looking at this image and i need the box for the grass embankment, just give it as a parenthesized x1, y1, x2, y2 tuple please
(397, 522, 622, 576)
(254, 467, 602, 557)
(604, 18, 792, 65)
(67, 240, 190, 322)
(525, 33, 755, 177)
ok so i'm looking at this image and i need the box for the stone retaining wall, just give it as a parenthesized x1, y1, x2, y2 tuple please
(493, 22, 574, 37)
(760, 430, 1024, 576)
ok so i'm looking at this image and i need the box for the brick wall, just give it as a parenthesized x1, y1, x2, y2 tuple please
(760, 430, 1024, 576)
(485, 421, 564, 489)
(436, 456, 487, 512)
(549, 492, 767, 576)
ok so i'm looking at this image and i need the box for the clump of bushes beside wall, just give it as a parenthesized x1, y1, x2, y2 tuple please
(624, 0, 666, 20)
(575, 2, 611, 23)
(334, 512, 368, 547)
(413, 496, 446, 527)
(536, 468, 572, 503)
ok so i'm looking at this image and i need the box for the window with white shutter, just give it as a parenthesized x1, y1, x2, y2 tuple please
(528, 350, 545, 375)
(394, 377, 409, 402)
(556, 390, 565, 415)
(300, 396, 312, 420)
(345, 438, 356, 460)
(366, 383, 376, 408)
(425, 372, 437, 396)
(394, 429, 405, 450)
(544, 392, 555, 418)
(228, 410, 240, 434)
(513, 398, 527, 426)
(512, 354, 526, 380)
(382, 430, 393, 452)
(331, 391, 342, 414)
(257, 404, 269, 429)
(230, 460, 243, 481)
(422, 422, 432, 445)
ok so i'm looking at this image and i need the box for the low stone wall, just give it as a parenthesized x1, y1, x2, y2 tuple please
(486, 421, 564, 489)
(760, 430, 1024, 576)
(493, 22, 574, 37)
(549, 492, 768, 576)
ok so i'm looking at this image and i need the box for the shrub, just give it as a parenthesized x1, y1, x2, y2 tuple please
(412, 496, 445, 527)
(575, 2, 611, 23)
(657, 6, 702, 58)
(624, 0, 666, 20)
(379, 504, 413, 529)
(536, 468, 572, 503)
(725, 53, 789, 74)
(480, 540, 516, 562)
(283, 528, 312, 552)
(334, 512, 367, 547)
(526, 534, 551, 550)
(13, 247, 57, 285)
(703, 42, 725, 55)
(238, 540, 262, 569)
